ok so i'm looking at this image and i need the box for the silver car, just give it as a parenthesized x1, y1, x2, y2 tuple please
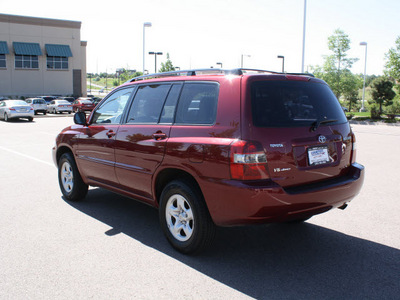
(25, 98, 47, 115)
(47, 100, 73, 114)
(0, 100, 34, 122)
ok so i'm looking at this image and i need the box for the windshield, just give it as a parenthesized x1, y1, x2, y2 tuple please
(251, 80, 347, 128)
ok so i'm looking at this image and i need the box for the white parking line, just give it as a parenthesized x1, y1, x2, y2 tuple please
(0, 145, 54, 167)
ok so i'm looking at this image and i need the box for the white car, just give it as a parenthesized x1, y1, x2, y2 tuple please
(25, 98, 47, 115)
(47, 100, 73, 114)
(0, 100, 34, 122)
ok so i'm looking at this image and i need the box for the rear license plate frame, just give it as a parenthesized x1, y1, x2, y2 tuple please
(308, 146, 330, 166)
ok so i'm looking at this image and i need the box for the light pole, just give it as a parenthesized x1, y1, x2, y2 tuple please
(360, 42, 368, 112)
(149, 52, 163, 73)
(301, 0, 307, 73)
(277, 55, 285, 72)
(216, 62, 223, 68)
(241, 54, 251, 68)
(143, 22, 152, 74)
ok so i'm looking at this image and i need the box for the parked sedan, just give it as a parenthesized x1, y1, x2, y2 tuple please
(0, 100, 34, 122)
(47, 100, 73, 114)
(25, 98, 47, 115)
(72, 98, 95, 112)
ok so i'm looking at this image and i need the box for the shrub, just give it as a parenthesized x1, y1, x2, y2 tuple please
(370, 104, 381, 119)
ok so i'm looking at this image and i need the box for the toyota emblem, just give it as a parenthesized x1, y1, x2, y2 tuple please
(318, 135, 327, 143)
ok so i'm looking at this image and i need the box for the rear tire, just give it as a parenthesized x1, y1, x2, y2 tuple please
(58, 152, 88, 201)
(159, 180, 216, 254)
(28, 117, 33, 122)
(4, 113, 9, 122)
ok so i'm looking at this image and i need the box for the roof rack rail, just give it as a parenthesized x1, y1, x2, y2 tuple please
(126, 68, 314, 83)
(233, 68, 315, 77)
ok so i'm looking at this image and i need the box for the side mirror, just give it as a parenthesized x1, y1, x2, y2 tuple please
(74, 111, 88, 126)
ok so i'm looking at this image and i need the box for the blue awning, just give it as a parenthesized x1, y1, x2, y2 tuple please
(45, 44, 73, 57)
(13, 42, 42, 55)
(0, 41, 9, 54)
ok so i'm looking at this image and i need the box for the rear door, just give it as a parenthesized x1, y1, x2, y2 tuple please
(114, 83, 182, 202)
(245, 76, 351, 187)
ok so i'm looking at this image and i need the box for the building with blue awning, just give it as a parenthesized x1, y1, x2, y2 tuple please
(0, 13, 87, 98)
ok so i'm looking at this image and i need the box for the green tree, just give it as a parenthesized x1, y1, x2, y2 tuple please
(159, 53, 175, 72)
(384, 36, 400, 92)
(312, 29, 359, 99)
(370, 77, 396, 114)
(327, 29, 358, 71)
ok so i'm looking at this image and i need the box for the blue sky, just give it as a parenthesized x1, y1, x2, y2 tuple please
(2, 0, 399, 75)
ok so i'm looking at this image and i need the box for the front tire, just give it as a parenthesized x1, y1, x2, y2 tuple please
(58, 152, 88, 201)
(159, 180, 216, 254)
(4, 113, 9, 122)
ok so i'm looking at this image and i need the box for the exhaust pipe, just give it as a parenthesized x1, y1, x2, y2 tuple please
(338, 203, 348, 210)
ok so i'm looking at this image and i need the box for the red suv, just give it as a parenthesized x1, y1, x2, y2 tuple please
(53, 69, 364, 253)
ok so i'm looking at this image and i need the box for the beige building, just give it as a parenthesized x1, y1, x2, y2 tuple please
(0, 13, 87, 98)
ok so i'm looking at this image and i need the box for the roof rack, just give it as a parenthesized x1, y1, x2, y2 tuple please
(127, 68, 314, 83)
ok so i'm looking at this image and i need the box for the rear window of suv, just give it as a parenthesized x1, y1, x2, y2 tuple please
(251, 80, 347, 128)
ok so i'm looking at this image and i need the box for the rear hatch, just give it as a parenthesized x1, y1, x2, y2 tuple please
(244, 76, 352, 188)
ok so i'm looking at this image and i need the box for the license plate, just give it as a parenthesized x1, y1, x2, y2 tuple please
(308, 146, 330, 166)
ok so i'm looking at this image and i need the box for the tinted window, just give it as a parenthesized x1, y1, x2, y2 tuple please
(175, 83, 219, 125)
(126, 84, 171, 124)
(160, 84, 182, 123)
(92, 87, 134, 124)
(251, 80, 347, 128)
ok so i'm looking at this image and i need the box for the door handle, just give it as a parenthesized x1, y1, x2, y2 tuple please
(152, 131, 167, 141)
(106, 130, 116, 138)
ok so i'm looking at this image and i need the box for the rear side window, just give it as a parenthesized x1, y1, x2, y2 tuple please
(175, 83, 219, 125)
(251, 80, 347, 128)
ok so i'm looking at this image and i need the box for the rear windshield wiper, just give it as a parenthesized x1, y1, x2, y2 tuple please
(311, 119, 338, 132)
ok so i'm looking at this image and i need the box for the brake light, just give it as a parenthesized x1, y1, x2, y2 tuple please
(351, 132, 357, 164)
(9, 108, 15, 111)
(230, 140, 269, 180)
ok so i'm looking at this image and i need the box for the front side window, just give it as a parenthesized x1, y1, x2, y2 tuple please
(47, 56, 68, 70)
(126, 84, 171, 124)
(91, 87, 135, 124)
(175, 83, 219, 125)
(15, 55, 39, 69)
(0, 54, 6, 68)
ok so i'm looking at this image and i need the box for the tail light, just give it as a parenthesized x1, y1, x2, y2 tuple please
(230, 140, 269, 180)
(351, 132, 357, 164)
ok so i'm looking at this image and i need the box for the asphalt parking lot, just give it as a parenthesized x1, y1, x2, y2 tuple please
(0, 117, 399, 299)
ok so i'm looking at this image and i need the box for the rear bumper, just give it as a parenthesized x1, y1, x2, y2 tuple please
(8, 111, 34, 119)
(203, 163, 365, 226)
(56, 107, 72, 112)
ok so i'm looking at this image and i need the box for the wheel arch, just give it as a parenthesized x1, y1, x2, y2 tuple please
(56, 145, 74, 164)
(154, 168, 204, 207)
